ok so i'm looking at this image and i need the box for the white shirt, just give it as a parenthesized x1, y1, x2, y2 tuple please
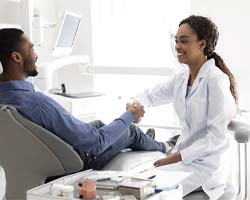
(137, 59, 236, 199)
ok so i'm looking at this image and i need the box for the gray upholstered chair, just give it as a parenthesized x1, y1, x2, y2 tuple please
(0, 105, 83, 200)
(227, 119, 250, 200)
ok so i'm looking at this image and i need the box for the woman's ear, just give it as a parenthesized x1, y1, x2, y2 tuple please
(10, 52, 23, 63)
(199, 39, 206, 50)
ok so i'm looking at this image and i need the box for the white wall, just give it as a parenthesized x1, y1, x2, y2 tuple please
(0, 0, 21, 25)
(54, 0, 93, 60)
(191, 0, 250, 108)
(33, 0, 92, 63)
(33, 0, 57, 63)
(31, 0, 94, 92)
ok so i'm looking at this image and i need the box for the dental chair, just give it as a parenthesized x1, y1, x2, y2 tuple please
(227, 120, 250, 200)
(0, 105, 83, 200)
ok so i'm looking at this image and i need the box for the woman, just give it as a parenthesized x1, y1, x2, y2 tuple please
(136, 15, 237, 199)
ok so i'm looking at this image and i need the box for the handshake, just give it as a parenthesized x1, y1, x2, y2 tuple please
(126, 100, 145, 123)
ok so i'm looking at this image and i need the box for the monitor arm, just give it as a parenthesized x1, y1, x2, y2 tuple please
(34, 55, 90, 92)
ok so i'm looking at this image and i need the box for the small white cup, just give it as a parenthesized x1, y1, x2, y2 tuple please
(51, 184, 64, 196)
(62, 185, 74, 198)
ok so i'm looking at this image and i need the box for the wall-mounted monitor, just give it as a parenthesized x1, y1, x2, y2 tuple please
(52, 11, 82, 57)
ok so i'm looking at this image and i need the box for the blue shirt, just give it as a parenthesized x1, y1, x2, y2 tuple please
(0, 80, 134, 155)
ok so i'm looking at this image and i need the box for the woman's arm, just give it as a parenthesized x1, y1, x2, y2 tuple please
(154, 152, 182, 167)
(136, 74, 179, 107)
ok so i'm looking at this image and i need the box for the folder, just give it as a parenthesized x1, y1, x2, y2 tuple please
(133, 169, 192, 191)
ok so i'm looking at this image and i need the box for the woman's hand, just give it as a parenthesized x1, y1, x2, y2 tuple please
(154, 152, 182, 167)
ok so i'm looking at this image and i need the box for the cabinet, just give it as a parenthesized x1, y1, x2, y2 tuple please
(49, 94, 104, 123)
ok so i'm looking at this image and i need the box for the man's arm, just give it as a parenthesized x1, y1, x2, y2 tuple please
(26, 93, 145, 155)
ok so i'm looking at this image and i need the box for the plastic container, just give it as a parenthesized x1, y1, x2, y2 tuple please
(79, 179, 96, 199)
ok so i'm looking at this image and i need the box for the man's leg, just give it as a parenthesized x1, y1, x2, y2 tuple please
(126, 124, 165, 151)
(92, 124, 166, 169)
(77, 120, 107, 170)
(88, 120, 106, 128)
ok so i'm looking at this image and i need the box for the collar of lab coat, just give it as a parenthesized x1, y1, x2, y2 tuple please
(182, 59, 215, 97)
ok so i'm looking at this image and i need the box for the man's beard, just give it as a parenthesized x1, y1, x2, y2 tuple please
(27, 69, 38, 77)
(24, 59, 38, 77)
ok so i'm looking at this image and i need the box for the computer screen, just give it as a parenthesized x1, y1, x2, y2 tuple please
(52, 11, 82, 57)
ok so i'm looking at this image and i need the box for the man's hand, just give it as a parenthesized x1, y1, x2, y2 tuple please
(126, 102, 145, 123)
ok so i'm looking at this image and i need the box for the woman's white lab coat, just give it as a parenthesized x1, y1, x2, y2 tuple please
(137, 59, 236, 199)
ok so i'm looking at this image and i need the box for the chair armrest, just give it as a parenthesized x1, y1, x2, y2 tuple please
(228, 120, 250, 143)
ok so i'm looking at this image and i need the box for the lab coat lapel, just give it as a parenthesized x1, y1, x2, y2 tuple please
(177, 71, 189, 119)
(188, 76, 200, 96)
(187, 60, 212, 96)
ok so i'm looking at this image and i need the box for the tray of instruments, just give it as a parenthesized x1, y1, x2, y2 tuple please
(27, 169, 184, 200)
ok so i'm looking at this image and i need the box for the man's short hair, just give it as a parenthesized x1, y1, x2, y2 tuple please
(0, 28, 24, 67)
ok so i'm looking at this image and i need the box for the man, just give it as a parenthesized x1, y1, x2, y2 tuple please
(0, 28, 167, 170)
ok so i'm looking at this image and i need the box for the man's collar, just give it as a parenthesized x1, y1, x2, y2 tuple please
(0, 80, 35, 92)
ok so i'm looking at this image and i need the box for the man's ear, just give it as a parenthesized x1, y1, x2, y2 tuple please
(10, 52, 23, 63)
